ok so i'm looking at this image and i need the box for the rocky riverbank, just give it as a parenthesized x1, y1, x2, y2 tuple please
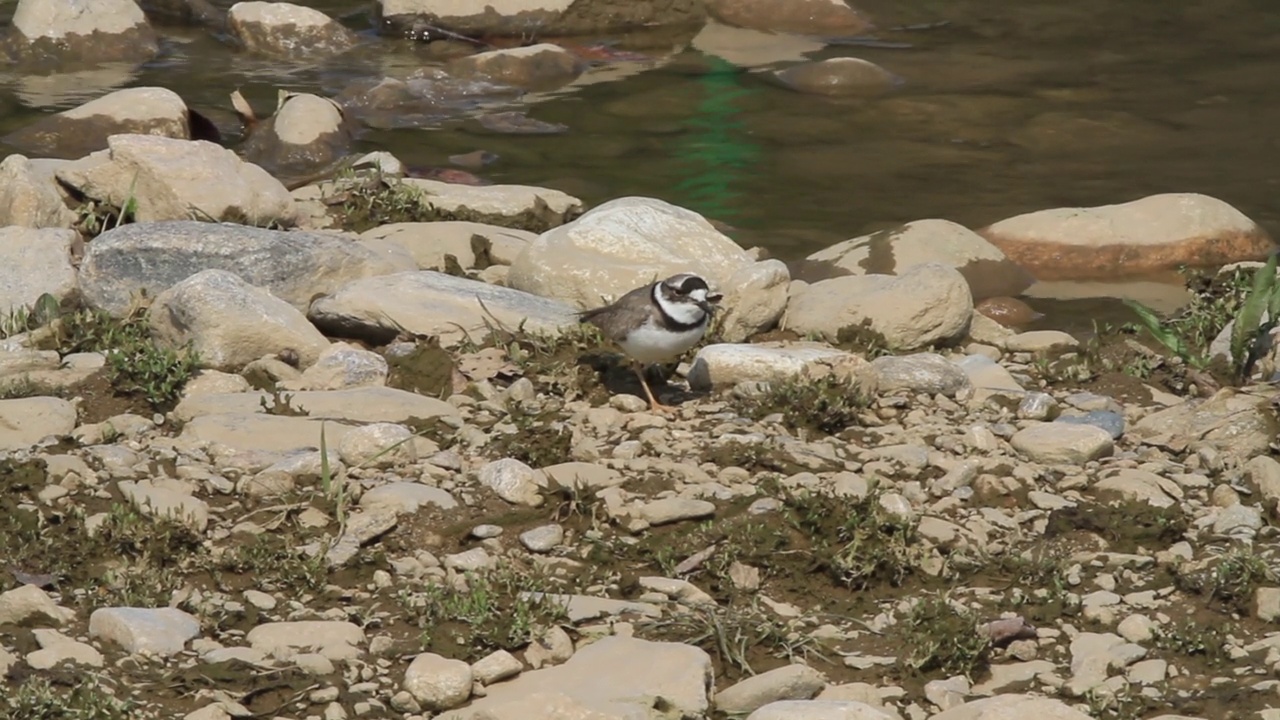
(3, 2, 1280, 720)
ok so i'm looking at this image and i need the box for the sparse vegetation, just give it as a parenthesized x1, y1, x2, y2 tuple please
(742, 373, 868, 435)
(400, 568, 569, 661)
(2, 675, 133, 720)
(896, 595, 992, 678)
(1174, 545, 1276, 614)
(784, 488, 924, 591)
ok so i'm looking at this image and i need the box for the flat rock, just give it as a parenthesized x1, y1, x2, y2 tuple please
(80, 220, 411, 317)
(27, 628, 104, 669)
(540, 461, 625, 490)
(307, 270, 579, 346)
(118, 479, 210, 532)
(360, 482, 458, 514)
(785, 263, 973, 350)
(150, 268, 331, 370)
(637, 497, 716, 525)
(0, 227, 78, 314)
(716, 663, 826, 715)
(0, 396, 77, 451)
(380, 0, 703, 38)
(1092, 468, 1179, 508)
(361, 220, 535, 270)
(806, 219, 1031, 300)
(400, 177, 582, 232)
(246, 620, 365, 660)
(688, 342, 865, 391)
(509, 196, 789, 342)
(979, 193, 1276, 280)
(929, 695, 1095, 720)
(88, 607, 200, 656)
(748, 700, 899, 720)
(436, 636, 711, 720)
(1010, 422, 1114, 465)
(867, 353, 970, 397)
(179, 413, 354, 455)
(173, 386, 458, 424)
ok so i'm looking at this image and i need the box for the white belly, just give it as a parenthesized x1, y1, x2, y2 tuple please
(618, 320, 706, 364)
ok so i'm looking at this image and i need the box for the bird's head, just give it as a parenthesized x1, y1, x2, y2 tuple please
(659, 273, 723, 318)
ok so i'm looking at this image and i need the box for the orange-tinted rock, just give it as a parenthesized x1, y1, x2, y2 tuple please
(979, 193, 1276, 281)
(975, 297, 1043, 328)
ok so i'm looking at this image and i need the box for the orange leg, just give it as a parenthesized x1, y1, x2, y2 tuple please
(633, 363, 675, 414)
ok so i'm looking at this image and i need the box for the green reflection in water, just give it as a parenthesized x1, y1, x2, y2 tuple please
(671, 56, 761, 221)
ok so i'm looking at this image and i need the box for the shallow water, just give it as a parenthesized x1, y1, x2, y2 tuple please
(2, 0, 1278, 292)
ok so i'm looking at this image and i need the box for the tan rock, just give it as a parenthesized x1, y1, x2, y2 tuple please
(0, 155, 77, 228)
(228, 2, 359, 56)
(447, 44, 584, 89)
(808, 219, 1033, 300)
(57, 134, 295, 225)
(775, 57, 898, 97)
(784, 263, 972, 350)
(979, 193, 1276, 280)
(707, 0, 872, 35)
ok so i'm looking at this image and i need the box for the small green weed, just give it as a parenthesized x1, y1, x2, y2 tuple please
(402, 568, 569, 661)
(488, 408, 574, 467)
(1153, 617, 1235, 667)
(742, 374, 868, 435)
(834, 319, 894, 359)
(1174, 545, 1275, 615)
(2, 675, 132, 720)
(784, 488, 923, 590)
(31, 302, 200, 409)
(215, 534, 327, 594)
(1123, 262, 1270, 380)
(896, 595, 992, 678)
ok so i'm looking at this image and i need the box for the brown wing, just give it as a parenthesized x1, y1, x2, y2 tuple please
(578, 284, 653, 343)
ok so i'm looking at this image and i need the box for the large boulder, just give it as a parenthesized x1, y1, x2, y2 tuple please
(56, 134, 296, 226)
(3, 87, 193, 159)
(807, 219, 1033, 300)
(978, 193, 1276, 280)
(79, 221, 414, 316)
(379, 0, 705, 40)
(307, 271, 580, 346)
(509, 197, 789, 341)
(4, 0, 159, 65)
(228, 2, 359, 57)
(784, 262, 973, 350)
(150, 269, 332, 370)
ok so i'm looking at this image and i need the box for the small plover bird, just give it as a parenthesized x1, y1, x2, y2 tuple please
(579, 272, 723, 413)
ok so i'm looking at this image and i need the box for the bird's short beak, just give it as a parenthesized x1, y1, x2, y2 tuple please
(699, 293, 724, 314)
